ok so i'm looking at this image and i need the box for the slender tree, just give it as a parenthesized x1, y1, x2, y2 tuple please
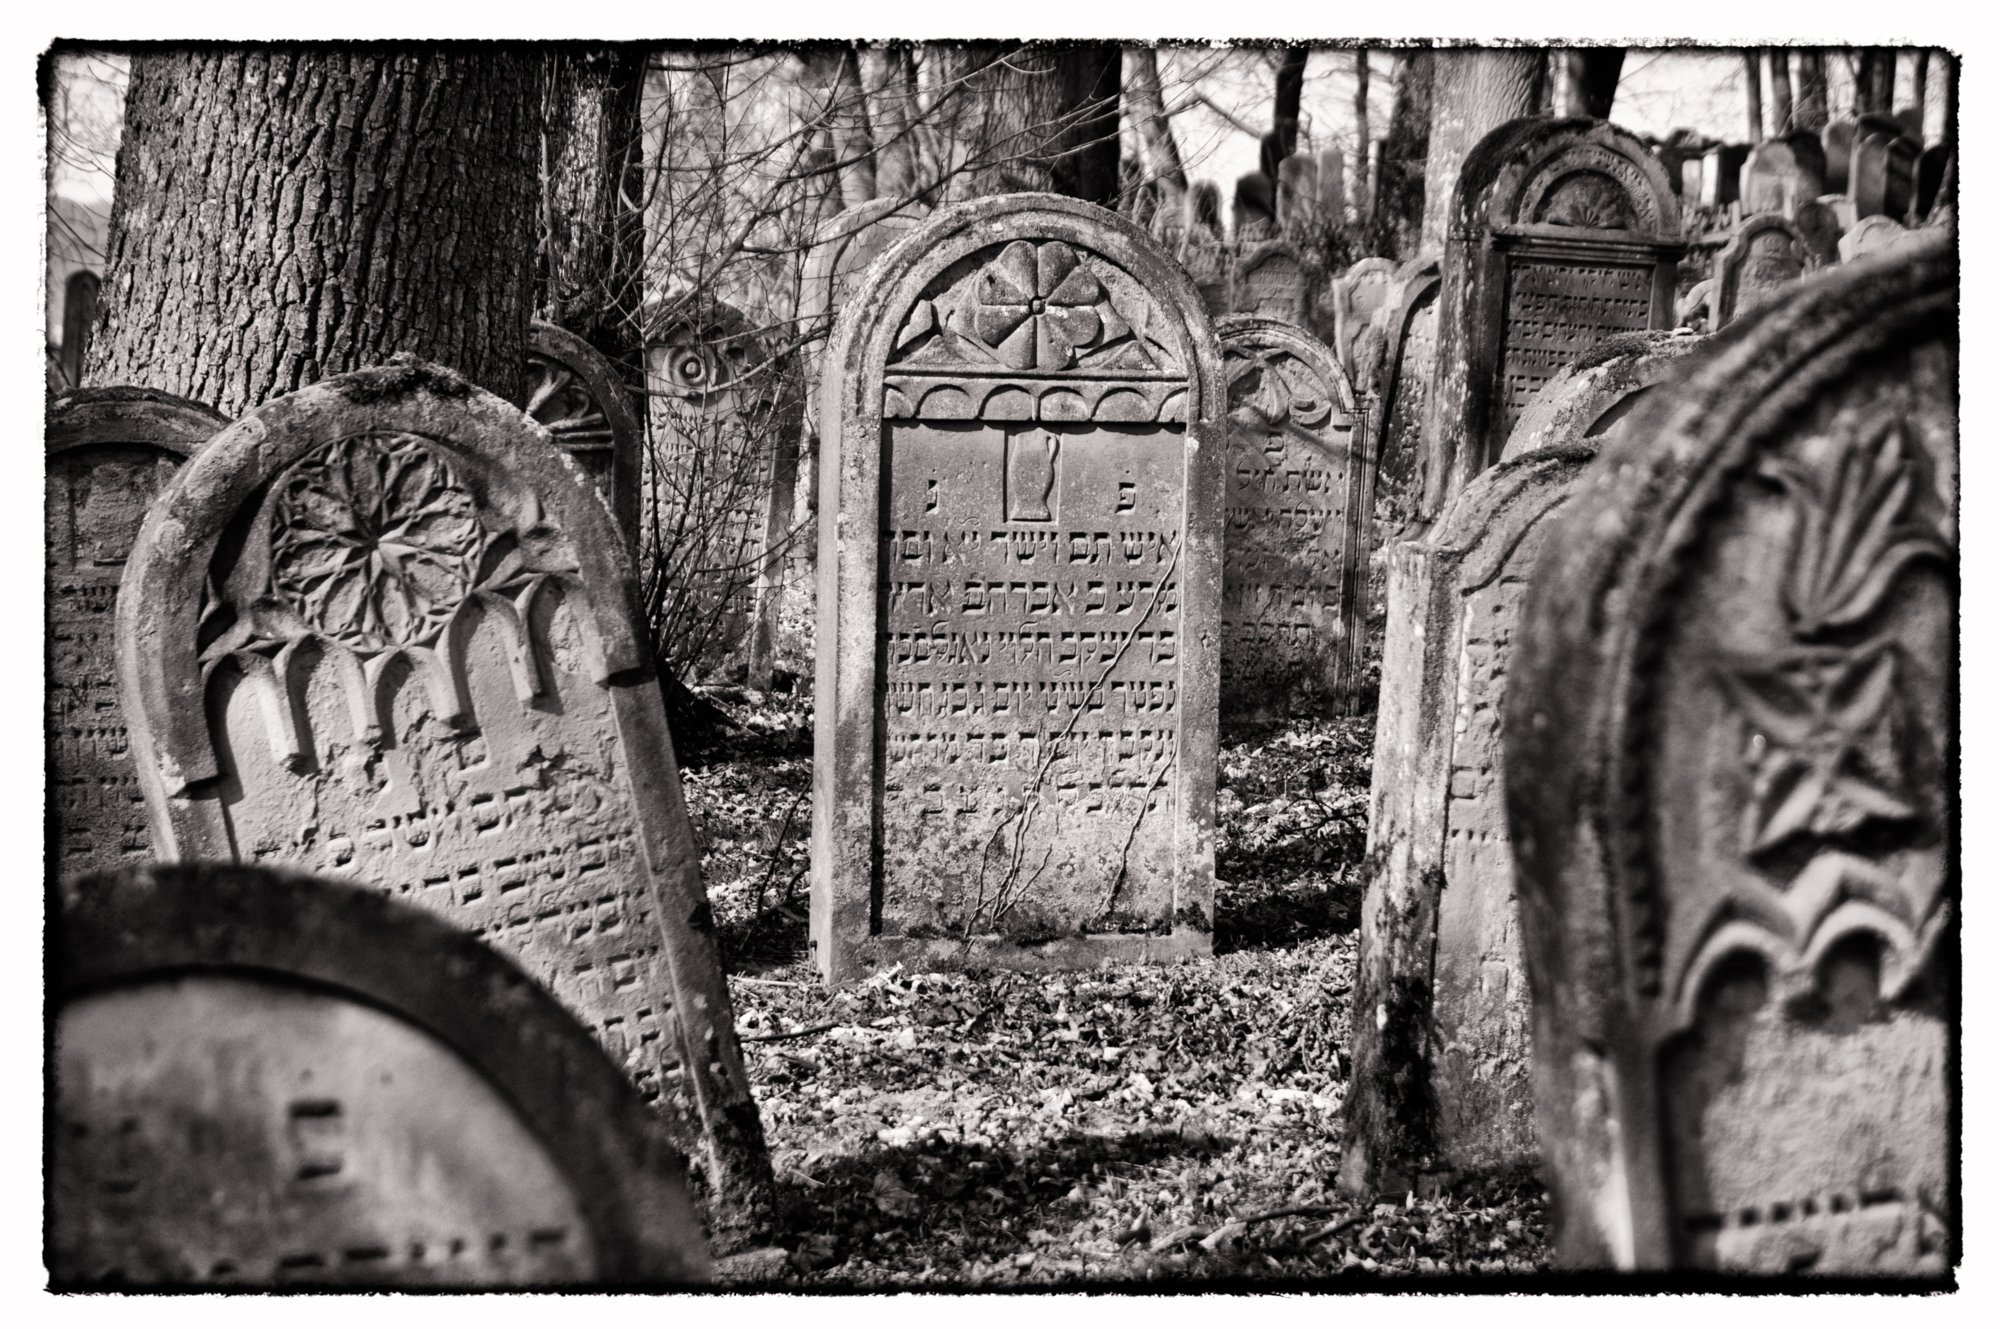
(540, 44, 648, 372)
(1560, 48, 1623, 119)
(1125, 47, 1187, 207)
(1365, 49, 1433, 259)
(1742, 49, 1765, 141)
(1766, 49, 1794, 136)
(1351, 48, 1372, 221)
(1274, 47, 1309, 159)
(90, 48, 540, 414)
(1794, 48, 1829, 131)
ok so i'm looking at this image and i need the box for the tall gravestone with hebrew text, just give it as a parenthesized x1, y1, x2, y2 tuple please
(116, 361, 774, 1240)
(1713, 215, 1811, 327)
(1427, 117, 1682, 517)
(1507, 234, 1956, 1273)
(812, 194, 1224, 983)
(1217, 316, 1367, 721)
(524, 321, 642, 550)
(46, 388, 224, 882)
(52, 863, 709, 1289)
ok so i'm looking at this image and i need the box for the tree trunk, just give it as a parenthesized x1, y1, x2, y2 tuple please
(1366, 50, 1433, 259)
(868, 47, 926, 202)
(1909, 50, 1929, 136)
(1419, 48, 1544, 255)
(540, 45, 648, 371)
(1125, 47, 1187, 207)
(1561, 48, 1623, 119)
(1794, 49, 1829, 131)
(91, 48, 539, 415)
(946, 43, 1122, 205)
(1352, 49, 1372, 221)
(804, 47, 879, 211)
(1742, 49, 1764, 141)
(1274, 48, 1309, 159)
(1766, 49, 1794, 136)
(1857, 48, 1894, 114)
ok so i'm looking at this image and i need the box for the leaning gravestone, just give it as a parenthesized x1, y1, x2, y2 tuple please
(1369, 256, 1441, 548)
(1427, 117, 1682, 517)
(46, 388, 224, 883)
(1216, 315, 1367, 721)
(1712, 214, 1812, 327)
(51, 862, 710, 1288)
(1506, 232, 1955, 1272)
(1327, 257, 1399, 395)
(1498, 330, 1708, 463)
(524, 321, 642, 550)
(1340, 447, 1598, 1194)
(115, 360, 774, 1239)
(645, 295, 805, 688)
(812, 193, 1224, 982)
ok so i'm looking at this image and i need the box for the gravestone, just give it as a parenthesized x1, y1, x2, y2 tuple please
(524, 321, 642, 550)
(1839, 214, 1916, 263)
(1654, 137, 1698, 198)
(1427, 117, 1682, 517)
(1216, 315, 1367, 721)
(1793, 199, 1845, 268)
(1851, 122, 1918, 221)
(1741, 136, 1828, 217)
(1700, 143, 1749, 208)
(1506, 230, 1955, 1273)
(51, 862, 709, 1288)
(1340, 445, 1601, 1195)
(1916, 145, 1952, 219)
(1181, 181, 1231, 315)
(812, 193, 1224, 982)
(800, 199, 932, 443)
(46, 388, 224, 883)
(1318, 146, 1346, 224)
(1499, 330, 1708, 463)
(645, 295, 805, 688)
(1232, 239, 1315, 325)
(1713, 214, 1811, 327)
(1369, 256, 1441, 549)
(1327, 257, 1399, 395)
(116, 359, 774, 1238)
(1277, 154, 1319, 236)
(1822, 117, 1858, 194)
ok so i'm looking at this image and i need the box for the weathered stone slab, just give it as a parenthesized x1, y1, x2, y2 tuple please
(1700, 143, 1749, 208)
(1180, 181, 1231, 316)
(1917, 144, 1952, 220)
(1369, 256, 1441, 550)
(1232, 239, 1315, 326)
(1327, 256, 1398, 396)
(1506, 230, 1955, 1272)
(1851, 116, 1918, 221)
(1340, 444, 1601, 1195)
(1822, 117, 1859, 195)
(51, 862, 709, 1288)
(1713, 214, 1812, 327)
(1217, 315, 1367, 721)
(644, 296, 804, 688)
(46, 387, 224, 883)
(812, 193, 1224, 982)
(801, 199, 932, 442)
(1427, 117, 1682, 517)
(524, 320, 642, 550)
(1839, 214, 1918, 263)
(1741, 134, 1828, 218)
(1499, 330, 1708, 463)
(116, 359, 774, 1237)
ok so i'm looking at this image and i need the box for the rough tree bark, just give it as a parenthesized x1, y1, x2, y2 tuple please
(1766, 49, 1794, 136)
(1794, 49, 1829, 131)
(1352, 49, 1372, 221)
(1366, 50, 1433, 259)
(1561, 48, 1623, 119)
(1419, 48, 1545, 255)
(1856, 49, 1894, 114)
(943, 43, 1122, 205)
(91, 48, 540, 414)
(541, 45, 648, 372)
(1125, 47, 1187, 208)
(1742, 49, 1764, 142)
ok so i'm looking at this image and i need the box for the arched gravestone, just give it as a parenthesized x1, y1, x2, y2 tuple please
(1741, 136, 1828, 218)
(1793, 198, 1845, 269)
(800, 198, 932, 442)
(812, 193, 1225, 983)
(115, 360, 775, 1236)
(1712, 214, 1812, 328)
(1216, 316, 1367, 721)
(1427, 117, 1683, 517)
(46, 388, 225, 883)
(1340, 446, 1600, 1195)
(1499, 330, 1708, 463)
(1851, 119, 1919, 222)
(50, 863, 710, 1289)
(1232, 239, 1315, 326)
(1370, 257, 1441, 546)
(1505, 233, 1955, 1273)
(524, 321, 642, 550)
(644, 295, 805, 688)
(1327, 257, 1399, 397)
(1822, 117, 1858, 195)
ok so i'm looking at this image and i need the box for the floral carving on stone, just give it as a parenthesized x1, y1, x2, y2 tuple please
(271, 433, 484, 654)
(1534, 171, 1638, 230)
(972, 240, 1108, 371)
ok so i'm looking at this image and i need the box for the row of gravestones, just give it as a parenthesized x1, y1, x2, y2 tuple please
(48, 112, 1952, 1281)
(1657, 114, 1946, 226)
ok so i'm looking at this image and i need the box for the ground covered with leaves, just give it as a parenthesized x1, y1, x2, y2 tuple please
(678, 690, 1550, 1288)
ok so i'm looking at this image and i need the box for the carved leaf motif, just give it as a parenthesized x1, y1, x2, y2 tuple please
(1762, 418, 1950, 638)
(271, 433, 484, 654)
(1534, 171, 1637, 230)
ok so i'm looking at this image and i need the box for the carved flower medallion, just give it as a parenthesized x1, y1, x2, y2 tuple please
(972, 240, 1106, 371)
(272, 432, 483, 653)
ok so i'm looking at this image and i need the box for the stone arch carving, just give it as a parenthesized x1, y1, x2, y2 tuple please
(1506, 231, 1954, 1272)
(116, 359, 773, 1236)
(51, 862, 709, 1287)
(524, 320, 642, 549)
(813, 193, 1225, 982)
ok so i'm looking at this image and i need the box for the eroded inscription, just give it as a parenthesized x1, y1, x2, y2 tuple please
(878, 421, 1184, 939)
(1499, 259, 1654, 437)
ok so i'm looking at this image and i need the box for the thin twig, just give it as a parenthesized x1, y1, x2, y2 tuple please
(741, 1020, 842, 1043)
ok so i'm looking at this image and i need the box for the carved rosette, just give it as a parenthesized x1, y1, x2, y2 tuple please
(271, 433, 484, 654)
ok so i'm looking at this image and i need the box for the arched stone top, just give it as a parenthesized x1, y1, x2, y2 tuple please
(55, 862, 710, 1286)
(1713, 214, 1812, 326)
(47, 386, 225, 460)
(1500, 330, 1708, 461)
(1425, 443, 1600, 596)
(831, 192, 1226, 429)
(800, 197, 933, 329)
(1235, 239, 1309, 282)
(1508, 226, 1954, 1013)
(526, 321, 640, 446)
(1216, 313, 1358, 421)
(118, 358, 647, 796)
(1455, 116, 1682, 244)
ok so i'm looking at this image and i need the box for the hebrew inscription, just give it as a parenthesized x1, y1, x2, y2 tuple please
(1498, 259, 1655, 438)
